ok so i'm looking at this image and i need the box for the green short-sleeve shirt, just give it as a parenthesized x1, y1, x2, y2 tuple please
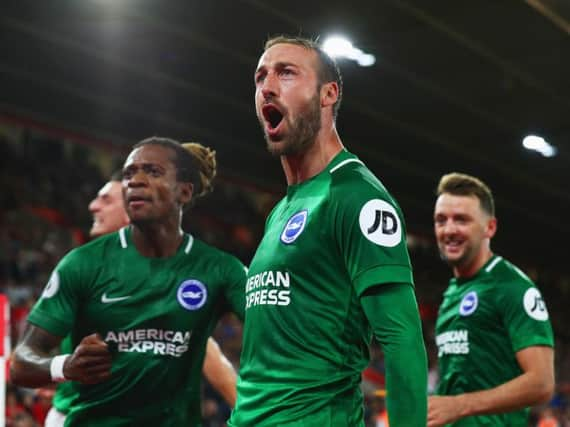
(435, 255, 554, 426)
(29, 228, 246, 426)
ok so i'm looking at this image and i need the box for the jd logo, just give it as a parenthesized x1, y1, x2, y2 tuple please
(523, 288, 549, 321)
(366, 209, 398, 235)
(359, 199, 402, 247)
(531, 296, 545, 312)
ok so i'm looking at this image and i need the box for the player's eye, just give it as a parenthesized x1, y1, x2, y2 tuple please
(254, 72, 266, 85)
(122, 168, 134, 179)
(455, 216, 469, 224)
(280, 68, 294, 77)
(141, 165, 162, 177)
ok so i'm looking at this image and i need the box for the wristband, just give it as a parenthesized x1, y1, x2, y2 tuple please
(50, 354, 70, 383)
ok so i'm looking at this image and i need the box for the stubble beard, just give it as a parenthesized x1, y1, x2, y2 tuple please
(262, 93, 322, 157)
(438, 239, 480, 272)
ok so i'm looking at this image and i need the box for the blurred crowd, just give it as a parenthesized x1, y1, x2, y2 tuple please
(1, 128, 569, 426)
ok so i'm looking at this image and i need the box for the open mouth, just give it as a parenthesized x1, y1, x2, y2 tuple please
(443, 239, 463, 251)
(262, 104, 284, 130)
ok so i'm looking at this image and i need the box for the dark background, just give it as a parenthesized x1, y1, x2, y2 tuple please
(1, 2, 569, 425)
(1, 0, 569, 270)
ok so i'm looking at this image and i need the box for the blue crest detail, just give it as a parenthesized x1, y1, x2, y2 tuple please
(459, 291, 478, 316)
(177, 279, 207, 311)
(280, 210, 308, 244)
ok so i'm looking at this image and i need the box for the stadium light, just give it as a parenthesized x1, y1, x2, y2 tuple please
(522, 135, 557, 158)
(322, 36, 376, 67)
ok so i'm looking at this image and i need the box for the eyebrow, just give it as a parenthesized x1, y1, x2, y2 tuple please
(255, 61, 298, 74)
(124, 162, 163, 169)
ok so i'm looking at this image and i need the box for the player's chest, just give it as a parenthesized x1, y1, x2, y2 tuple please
(82, 261, 222, 329)
(436, 285, 501, 334)
(253, 194, 331, 270)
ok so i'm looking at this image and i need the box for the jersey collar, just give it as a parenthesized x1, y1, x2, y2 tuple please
(118, 226, 194, 256)
(286, 149, 363, 194)
(452, 254, 503, 285)
(325, 149, 362, 174)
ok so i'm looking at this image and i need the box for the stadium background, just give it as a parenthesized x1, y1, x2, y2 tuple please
(1, 1, 569, 425)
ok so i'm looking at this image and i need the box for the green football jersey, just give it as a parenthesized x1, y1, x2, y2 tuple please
(28, 227, 246, 427)
(435, 255, 554, 426)
(230, 150, 414, 426)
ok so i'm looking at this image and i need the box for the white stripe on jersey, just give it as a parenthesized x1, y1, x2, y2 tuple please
(485, 256, 503, 272)
(119, 227, 128, 248)
(330, 158, 364, 174)
(184, 235, 194, 254)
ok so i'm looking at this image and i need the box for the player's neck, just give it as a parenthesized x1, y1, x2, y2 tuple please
(282, 127, 343, 185)
(453, 246, 494, 279)
(130, 220, 185, 258)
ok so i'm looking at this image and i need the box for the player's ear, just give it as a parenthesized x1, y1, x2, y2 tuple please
(485, 216, 497, 239)
(179, 182, 193, 205)
(321, 81, 339, 109)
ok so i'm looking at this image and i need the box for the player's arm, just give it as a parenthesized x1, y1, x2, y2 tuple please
(361, 283, 428, 427)
(428, 345, 554, 427)
(11, 323, 112, 388)
(202, 337, 237, 407)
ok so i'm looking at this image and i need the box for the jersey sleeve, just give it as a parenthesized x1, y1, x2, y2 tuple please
(221, 255, 248, 321)
(332, 172, 414, 297)
(497, 276, 554, 352)
(27, 249, 84, 337)
(361, 284, 427, 426)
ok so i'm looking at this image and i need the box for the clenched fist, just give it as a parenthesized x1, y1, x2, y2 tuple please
(63, 333, 112, 384)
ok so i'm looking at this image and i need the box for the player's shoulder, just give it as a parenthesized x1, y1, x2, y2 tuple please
(328, 151, 401, 214)
(61, 231, 121, 265)
(487, 255, 551, 323)
(191, 237, 246, 271)
(329, 152, 382, 187)
(485, 255, 537, 298)
(489, 256, 534, 286)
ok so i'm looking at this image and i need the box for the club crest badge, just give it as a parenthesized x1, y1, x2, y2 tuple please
(459, 291, 478, 316)
(280, 210, 308, 244)
(177, 279, 207, 311)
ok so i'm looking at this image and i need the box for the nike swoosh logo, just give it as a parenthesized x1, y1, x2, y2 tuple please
(101, 293, 131, 303)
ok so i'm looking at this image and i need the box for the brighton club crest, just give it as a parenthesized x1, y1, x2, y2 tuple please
(280, 210, 308, 244)
(177, 279, 208, 311)
(459, 291, 478, 316)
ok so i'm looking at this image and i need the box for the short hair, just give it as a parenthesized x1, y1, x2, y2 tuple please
(436, 172, 495, 216)
(264, 35, 343, 120)
(132, 137, 216, 200)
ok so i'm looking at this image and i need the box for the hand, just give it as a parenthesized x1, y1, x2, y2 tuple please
(63, 333, 112, 384)
(428, 395, 464, 427)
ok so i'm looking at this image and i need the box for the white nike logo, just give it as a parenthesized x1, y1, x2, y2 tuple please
(101, 293, 131, 303)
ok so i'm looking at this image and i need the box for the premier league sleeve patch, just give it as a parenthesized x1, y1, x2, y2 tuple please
(42, 270, 60, 299)
(459, 291, 478, 316)
(177, 279, 208, 310)
(280, 210, 308, 244)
